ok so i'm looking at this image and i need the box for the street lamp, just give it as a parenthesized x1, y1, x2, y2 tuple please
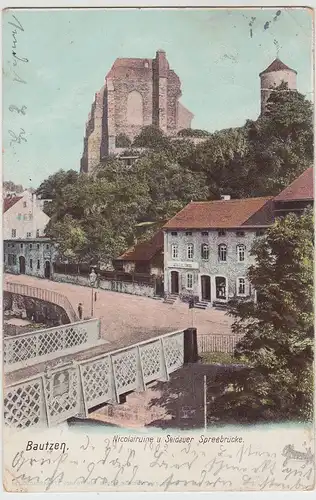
(89, 268, 97, 317)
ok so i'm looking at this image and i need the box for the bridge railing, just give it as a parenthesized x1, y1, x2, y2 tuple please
(4, 329, 185, 429)
(4, 319, 101, 372)
(197, 333, 244, 353)
(4, 281, 79, 323)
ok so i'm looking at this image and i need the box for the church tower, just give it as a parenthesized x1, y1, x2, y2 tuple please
(259, 58, 297, 114)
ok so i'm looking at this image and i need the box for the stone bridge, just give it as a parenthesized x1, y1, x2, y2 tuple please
(3, 283, 197, 429)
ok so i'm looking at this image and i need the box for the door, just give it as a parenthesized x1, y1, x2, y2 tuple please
(201, 275, 211, 301)
(19, 256, 26, 274)
(215, 276, 227, 301)
(44, 261, 51, 279)
(170, 271, 179, 294)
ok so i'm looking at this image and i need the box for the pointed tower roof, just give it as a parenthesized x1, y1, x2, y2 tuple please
(260, 58, 297, 77)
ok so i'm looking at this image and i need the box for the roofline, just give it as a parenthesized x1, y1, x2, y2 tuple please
(163, 224, 272, 231)
(274, 197, 314, 203)
(4, 238, 52, 242)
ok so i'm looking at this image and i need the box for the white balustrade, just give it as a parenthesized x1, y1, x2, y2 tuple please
(4, 329, 185, 429)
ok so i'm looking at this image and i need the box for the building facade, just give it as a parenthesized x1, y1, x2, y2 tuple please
(163, 197, 274, 304)
(114, 231, 164, 276)
(3, 191, 50, 240)
(4, 238, 55, 279)
(80, 49, 194, 174)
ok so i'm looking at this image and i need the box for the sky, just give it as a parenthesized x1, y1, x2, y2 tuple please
(2, 7, 313, 188)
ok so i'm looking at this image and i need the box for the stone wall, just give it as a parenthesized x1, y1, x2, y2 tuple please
(4, 291, 70, 326)
(53, 273, 155, 298)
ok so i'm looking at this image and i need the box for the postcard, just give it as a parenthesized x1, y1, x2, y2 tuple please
(1, 5, 315, 492)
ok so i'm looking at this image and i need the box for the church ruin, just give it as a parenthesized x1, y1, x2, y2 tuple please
(80, 49, 194, 174)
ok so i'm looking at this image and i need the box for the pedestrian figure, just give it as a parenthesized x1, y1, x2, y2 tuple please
(78, 302, 83, 320)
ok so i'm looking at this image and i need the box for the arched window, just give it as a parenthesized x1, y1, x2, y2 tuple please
(218, 244, 227, 262)
(237, 244, 246, 262)
(127, 90, 144, 126)
(187, 244, 194, 260)
(201, 244, 209, 260)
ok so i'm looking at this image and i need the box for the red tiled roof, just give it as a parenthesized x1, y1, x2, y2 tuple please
(163, 197, 274, 230)
(260, 58, 297, 76)
(3, 196, 22, 213)
(116, 231, 164, 262)
(274, 168, 314, 202)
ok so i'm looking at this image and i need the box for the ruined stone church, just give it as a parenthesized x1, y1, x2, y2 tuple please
(81, 49, 194, 174)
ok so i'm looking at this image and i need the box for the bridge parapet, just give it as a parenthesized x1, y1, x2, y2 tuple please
(4, 329, 186, 429)
(4, 281, 79, 323)
(4, 319, 101, 372)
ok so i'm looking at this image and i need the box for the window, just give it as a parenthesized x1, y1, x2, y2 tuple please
(23, 214, 28, 220)
(237, 277, 246, 296)
(171, 231, 178, 236)
(23, 201, 27, 208)
(26, 232, 32, 238)
(185, 231, 192, 236)
(29, 244, 33, 250)
(17, 213, 22, 220)
(171, 244, 178, 259)
(46, 244, 50, 250)
(218, 229, 226, 237)
(29, 212, 33, 221)
(37, 244, 40, 250)
(187, 244, 194, 260)
(11, 229, 16, 238)
(201, 243, 209, 260)
(187, 273, 193, 289)
(8, 254, 17, 266)
(236, 230, 245, 237)
(256, 229, 265, 237)
(37, 260, 40, 270)
(30, 259, 33, 270)
(201, 231, 209, 237)
(237, 244, 245, 262)
(216, 276, 227, 300)
(218, 244, 227, 262)
(20, 243, 23, 248)
(36, 229, 40, 237)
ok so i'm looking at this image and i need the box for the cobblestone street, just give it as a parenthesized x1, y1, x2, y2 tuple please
(4, 274, 233, 346)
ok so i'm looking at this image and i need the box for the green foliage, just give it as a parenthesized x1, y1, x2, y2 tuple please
(3, 180, 24, 193)
(212, 209, 314, 423)
(201, 352, 249, 365)
(177, 128, 211, 138)
(115, 133, 131, 148)
(133, 125, 170, 149)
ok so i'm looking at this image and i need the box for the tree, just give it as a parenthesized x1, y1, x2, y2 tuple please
(133, 125, 170, 149)
(3, 180, 24, 193)
(115, 133, 131, 148)
(245, 82, 313, 196)
(177, 128, 211, 138)
(212, 209, 314, 424)
(46, 214, 87, 266)
(36, 169, 79, 200)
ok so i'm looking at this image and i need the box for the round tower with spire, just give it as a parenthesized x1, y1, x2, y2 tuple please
(259, 58, 297, 114)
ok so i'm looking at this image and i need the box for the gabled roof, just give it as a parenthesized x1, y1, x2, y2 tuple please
(3, 196, 22, 213)
(116, 231, 164, 262)
(274, 168, 314, 202)
(163, 197, 274, 230)
(260, 58, 297, 76)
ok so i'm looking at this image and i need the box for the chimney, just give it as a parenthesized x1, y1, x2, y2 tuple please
(221, 195, 231, 201)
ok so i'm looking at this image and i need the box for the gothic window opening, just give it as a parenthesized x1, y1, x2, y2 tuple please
(127, 90, 144, 126)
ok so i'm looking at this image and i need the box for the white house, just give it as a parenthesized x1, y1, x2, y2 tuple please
(163, 196, 274, 305)
(3, 190, 50, 240)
